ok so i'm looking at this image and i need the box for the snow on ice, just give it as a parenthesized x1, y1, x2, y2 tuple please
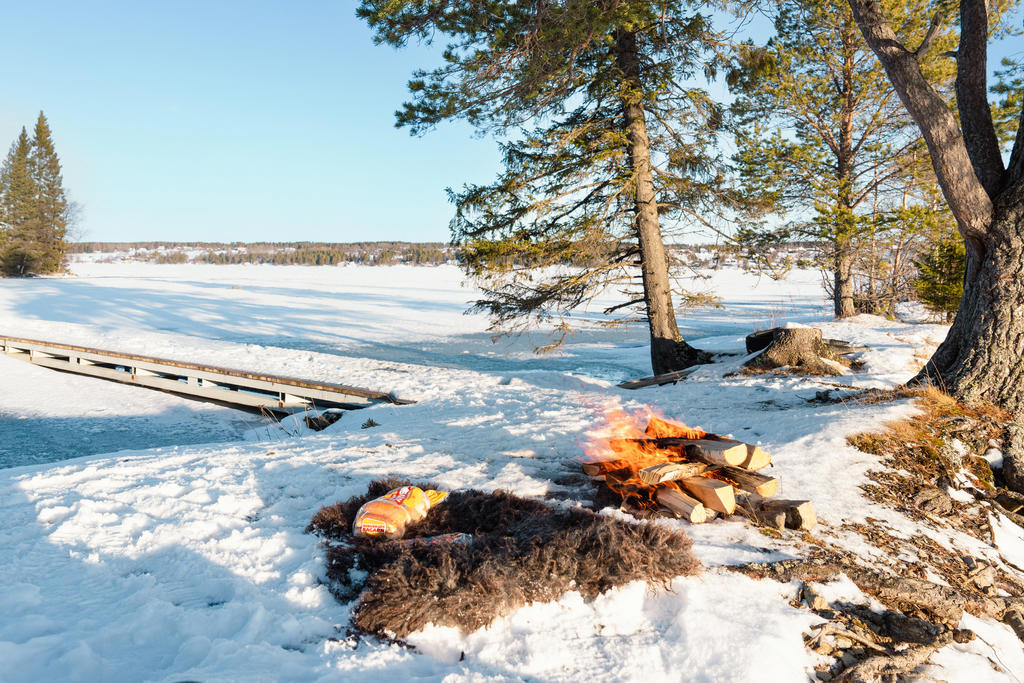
(0, 263, 1020, 682)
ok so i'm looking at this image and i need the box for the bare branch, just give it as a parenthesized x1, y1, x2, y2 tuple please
(603, 297, 645, 315)
(914, 11, 943, 57)
(846, 0, 993, 240)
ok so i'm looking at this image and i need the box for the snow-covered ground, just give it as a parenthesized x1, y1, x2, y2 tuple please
(0, 263, 1020, 682)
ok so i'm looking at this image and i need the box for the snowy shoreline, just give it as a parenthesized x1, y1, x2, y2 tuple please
(1, 264, 1020, 682)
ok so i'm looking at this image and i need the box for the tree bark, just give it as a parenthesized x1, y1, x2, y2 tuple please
(917, 180, 1024, 414)
(833, 23, 858, 319)
(615, 30, 708, 374)
(955, 0, 1005, 196)
(834, 240, 855, 318)
(846, 0, 992, 239)
(846, 0, 1024, 489)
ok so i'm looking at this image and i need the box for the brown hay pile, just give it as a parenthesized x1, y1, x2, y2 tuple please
(308, 478, 701, 637)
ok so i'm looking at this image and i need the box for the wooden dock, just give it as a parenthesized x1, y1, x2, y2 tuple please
(0, 334, 414, 414)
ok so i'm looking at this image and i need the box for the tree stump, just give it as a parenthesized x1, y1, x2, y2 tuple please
(744, 328, 842, 376)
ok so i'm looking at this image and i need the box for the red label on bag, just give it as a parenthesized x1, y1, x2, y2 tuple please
(384, 486, 412, 504)
(358, 517, 388, 535)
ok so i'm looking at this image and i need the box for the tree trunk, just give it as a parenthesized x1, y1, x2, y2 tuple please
(917, 181, 1024, 413)
(615, 30, 708, 374)
(834, 243, 855, 318)
(833, 30, 857, 319)
(846, 0, 1024, 490)
(916, 180, 1024, 487)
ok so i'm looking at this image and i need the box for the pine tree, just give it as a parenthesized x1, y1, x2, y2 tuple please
(914, 230, 964, 322)
(728, 0, 960, 318)
(847, 0, 1024, 486)
(0, 128, 40, 276)
(29, 112, 69, 273)
(359, 1, 730, 374)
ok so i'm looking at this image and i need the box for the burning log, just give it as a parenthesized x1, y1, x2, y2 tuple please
(678, 476, 736, 515)
(645, 416, 707, 440)
(714, 466, 778, 498)
(643, 415, 772, 469)
(610, 437, 764, 469)
(656, 487, 707, 523)
(639, 462, 708, 485)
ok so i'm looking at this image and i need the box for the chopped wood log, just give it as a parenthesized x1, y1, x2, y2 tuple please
(716, 466, 778, 497)
(604, 468, 637, 485)
(611, 437, 746, 466)
(610, 436, 767, 469)
(703, 435, 772, 470)
(740, 444, 772, 470)
(681, 439, 749, 467)
(738, 500, 787, 529)
(581, 458, 634, 476)
(639, 461, 707, 485)
(655, 487, 707, 523)
(758, 499, 816, 530)
(679, 476, 736, 514)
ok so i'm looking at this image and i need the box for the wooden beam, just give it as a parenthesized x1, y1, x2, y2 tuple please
(618, 367, 698, 389)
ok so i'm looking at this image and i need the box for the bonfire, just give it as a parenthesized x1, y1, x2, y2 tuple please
(582, 411, 815, 529)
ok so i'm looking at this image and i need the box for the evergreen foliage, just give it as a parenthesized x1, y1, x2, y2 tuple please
(914, 232, 965, 322)
(29, 113, 69, 273)
(0, 128, 40, 276)
(992, 56, 1024, 151)
(0, 112, 70, 276)
(728, 0, 960, 317)
(358, 0, 731, 372)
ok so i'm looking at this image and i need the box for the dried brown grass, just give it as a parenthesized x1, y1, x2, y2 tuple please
(308, 478, 701, 637)
(846, 387, 1009, 535)
(847, 386, 1006, 481)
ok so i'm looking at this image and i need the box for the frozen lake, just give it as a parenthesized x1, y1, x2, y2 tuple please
(0, 262, 831, 469)
(0, 411, 252, 470)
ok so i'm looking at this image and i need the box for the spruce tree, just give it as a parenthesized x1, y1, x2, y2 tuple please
(0, 128, 40, 276)
(29, 112, 69, 274)
(914, 231, 965, 322)
(359, 1, 731, 374)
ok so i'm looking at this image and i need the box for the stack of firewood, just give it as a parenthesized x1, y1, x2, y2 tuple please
(582, 417, 816, 529)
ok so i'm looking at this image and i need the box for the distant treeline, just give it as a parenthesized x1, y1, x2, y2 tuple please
(70, 241, 454, 266)
(69, 239, 828, 270)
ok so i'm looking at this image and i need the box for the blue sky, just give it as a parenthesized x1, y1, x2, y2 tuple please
(0, 1, 500, 243)
(1, 2, 1020, 243)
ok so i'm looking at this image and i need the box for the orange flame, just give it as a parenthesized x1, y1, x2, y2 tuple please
(580, 405, 708, 509)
